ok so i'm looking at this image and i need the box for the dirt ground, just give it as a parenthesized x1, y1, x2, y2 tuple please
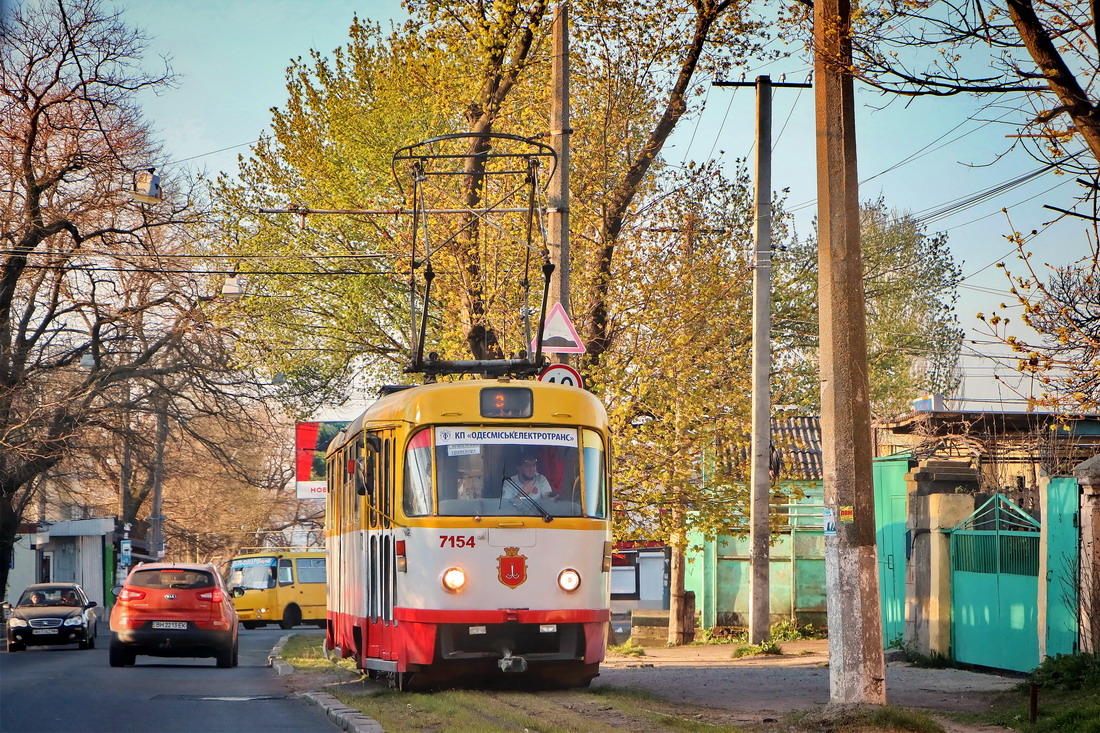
(594, 640, 1021, 731)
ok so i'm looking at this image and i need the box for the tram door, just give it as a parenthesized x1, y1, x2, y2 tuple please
(364, 430, 397, 660)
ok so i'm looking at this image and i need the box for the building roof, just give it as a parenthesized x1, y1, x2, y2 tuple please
(772, 417, 822, 481)
(875, 410, 1100, 436)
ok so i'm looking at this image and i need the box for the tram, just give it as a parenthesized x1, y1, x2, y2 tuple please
(324, 378, 612, 689)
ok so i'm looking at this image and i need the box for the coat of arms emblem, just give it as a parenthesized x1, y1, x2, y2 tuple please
(497, 547, 527, 588)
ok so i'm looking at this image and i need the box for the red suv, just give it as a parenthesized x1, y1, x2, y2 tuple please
(109, 562, 238, 668)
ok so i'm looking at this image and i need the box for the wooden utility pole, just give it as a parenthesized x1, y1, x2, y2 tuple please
(547, 3, 570, 363)
(814, 0, 886, 704)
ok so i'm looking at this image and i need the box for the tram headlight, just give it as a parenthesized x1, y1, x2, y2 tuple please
(557, 568, 581, 592)
(441, 566, 467, 592)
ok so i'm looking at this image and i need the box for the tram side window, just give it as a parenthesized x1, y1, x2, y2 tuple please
(348, 443, 361, 524)
(326, 457, 337, 527)
(383, 438, 392, 528)
(369, 433, 380, 528)
(403, 429, 433, 516)
(582, 429, 608, 519)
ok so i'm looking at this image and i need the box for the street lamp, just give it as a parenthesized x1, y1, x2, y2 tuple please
(221, 274, 244, 300)
(129, 168, 162, 204)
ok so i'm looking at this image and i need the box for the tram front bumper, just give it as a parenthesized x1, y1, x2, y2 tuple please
(439, 621, 584, 663)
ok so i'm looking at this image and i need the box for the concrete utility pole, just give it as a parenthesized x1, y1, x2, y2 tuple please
(814, 0, 887, 704)
(547, 3, 571, 363)
(749, 75, 774, 645)
(714, 74, 810, 645)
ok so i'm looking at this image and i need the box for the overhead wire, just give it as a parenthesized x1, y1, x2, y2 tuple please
(772, 82, 808, 148)
(1, 249, 387, 261)
(16, 263, 396, 277)
(860, 107, 1019, 186)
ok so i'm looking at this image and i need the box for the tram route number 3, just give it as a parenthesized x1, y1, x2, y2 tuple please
(440, 535, 476, 548)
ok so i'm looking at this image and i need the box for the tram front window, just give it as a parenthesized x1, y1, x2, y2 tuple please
(405, 426, 603, 518)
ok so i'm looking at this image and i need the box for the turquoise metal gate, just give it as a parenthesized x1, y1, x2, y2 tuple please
(1045, 477, 1080, 657)
(873, 456, 910, 646)
(950, 495, 1040, 673)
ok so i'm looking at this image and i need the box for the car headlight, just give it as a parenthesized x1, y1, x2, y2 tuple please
(557, 568, 581, 592)
(8, 617, 28, 628)
(63, 616, 83, 627)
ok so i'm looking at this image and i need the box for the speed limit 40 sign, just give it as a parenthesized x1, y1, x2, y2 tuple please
(538, 364, 584, 389)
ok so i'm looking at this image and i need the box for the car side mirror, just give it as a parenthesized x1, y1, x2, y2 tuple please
(87, 601, 97, 608)
(231, 587, 244, 598)
(110, 585, 122, 597)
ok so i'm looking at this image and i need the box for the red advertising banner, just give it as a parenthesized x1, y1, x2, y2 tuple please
(294, 421, 349, 499)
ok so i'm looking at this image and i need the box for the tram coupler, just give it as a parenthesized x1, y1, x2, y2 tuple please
(498, 651, 528, 673)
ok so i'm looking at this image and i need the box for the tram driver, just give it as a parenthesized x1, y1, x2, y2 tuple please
(502, 454, 558, 502)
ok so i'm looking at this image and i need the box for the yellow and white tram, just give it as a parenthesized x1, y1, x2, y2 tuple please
(324, 378, 612, 689)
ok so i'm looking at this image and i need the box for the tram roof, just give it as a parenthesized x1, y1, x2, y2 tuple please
(329, 378, 608, 451)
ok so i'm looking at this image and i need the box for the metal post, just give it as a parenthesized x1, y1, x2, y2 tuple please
(815, 0, 886, 704)
(749, 75, 773, 645)
(148, 397, 168, 560)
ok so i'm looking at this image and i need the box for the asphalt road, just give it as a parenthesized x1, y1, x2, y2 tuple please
(0, 625, 336, 733)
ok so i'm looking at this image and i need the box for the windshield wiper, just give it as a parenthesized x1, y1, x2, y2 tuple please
(503, 476, 554, 523)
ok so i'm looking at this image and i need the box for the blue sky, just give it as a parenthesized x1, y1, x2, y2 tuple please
(110, 0, 1089, 409)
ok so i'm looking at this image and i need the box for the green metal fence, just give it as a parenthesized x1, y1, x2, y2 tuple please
(686, 484, 827, 629)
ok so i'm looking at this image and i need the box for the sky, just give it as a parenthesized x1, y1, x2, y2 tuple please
(99, 0, 1094, 412)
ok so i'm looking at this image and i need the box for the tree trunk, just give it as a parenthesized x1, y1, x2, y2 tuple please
(0, 492, 25, 602)
(666, 538, 695, 645)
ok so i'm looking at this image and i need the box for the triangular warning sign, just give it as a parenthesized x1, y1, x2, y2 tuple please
(532, 302, 586, 354)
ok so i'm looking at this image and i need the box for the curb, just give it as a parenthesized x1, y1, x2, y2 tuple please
(270, 634, 384, 733)
(300, 691, 385, 733)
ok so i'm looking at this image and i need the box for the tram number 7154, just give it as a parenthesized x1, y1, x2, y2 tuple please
(439, 535, 477, 548)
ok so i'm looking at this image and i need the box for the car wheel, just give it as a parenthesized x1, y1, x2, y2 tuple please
(232, 640, 240, 667)
(87, 630, 96, 650)
(79, 638, 90, 650)
(241, 621, 259, 630)
(7, 640, 25, 653)
(216, 641, 235, 668)
(278, 604, 302, 630)
(109, 644, 134, 667)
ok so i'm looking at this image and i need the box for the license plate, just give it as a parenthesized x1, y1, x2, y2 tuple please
(151, 621, 188, 630)
(32, 629, 56, 635)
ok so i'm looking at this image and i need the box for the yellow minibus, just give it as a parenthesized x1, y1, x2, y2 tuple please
(227, 551, 326, 629)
